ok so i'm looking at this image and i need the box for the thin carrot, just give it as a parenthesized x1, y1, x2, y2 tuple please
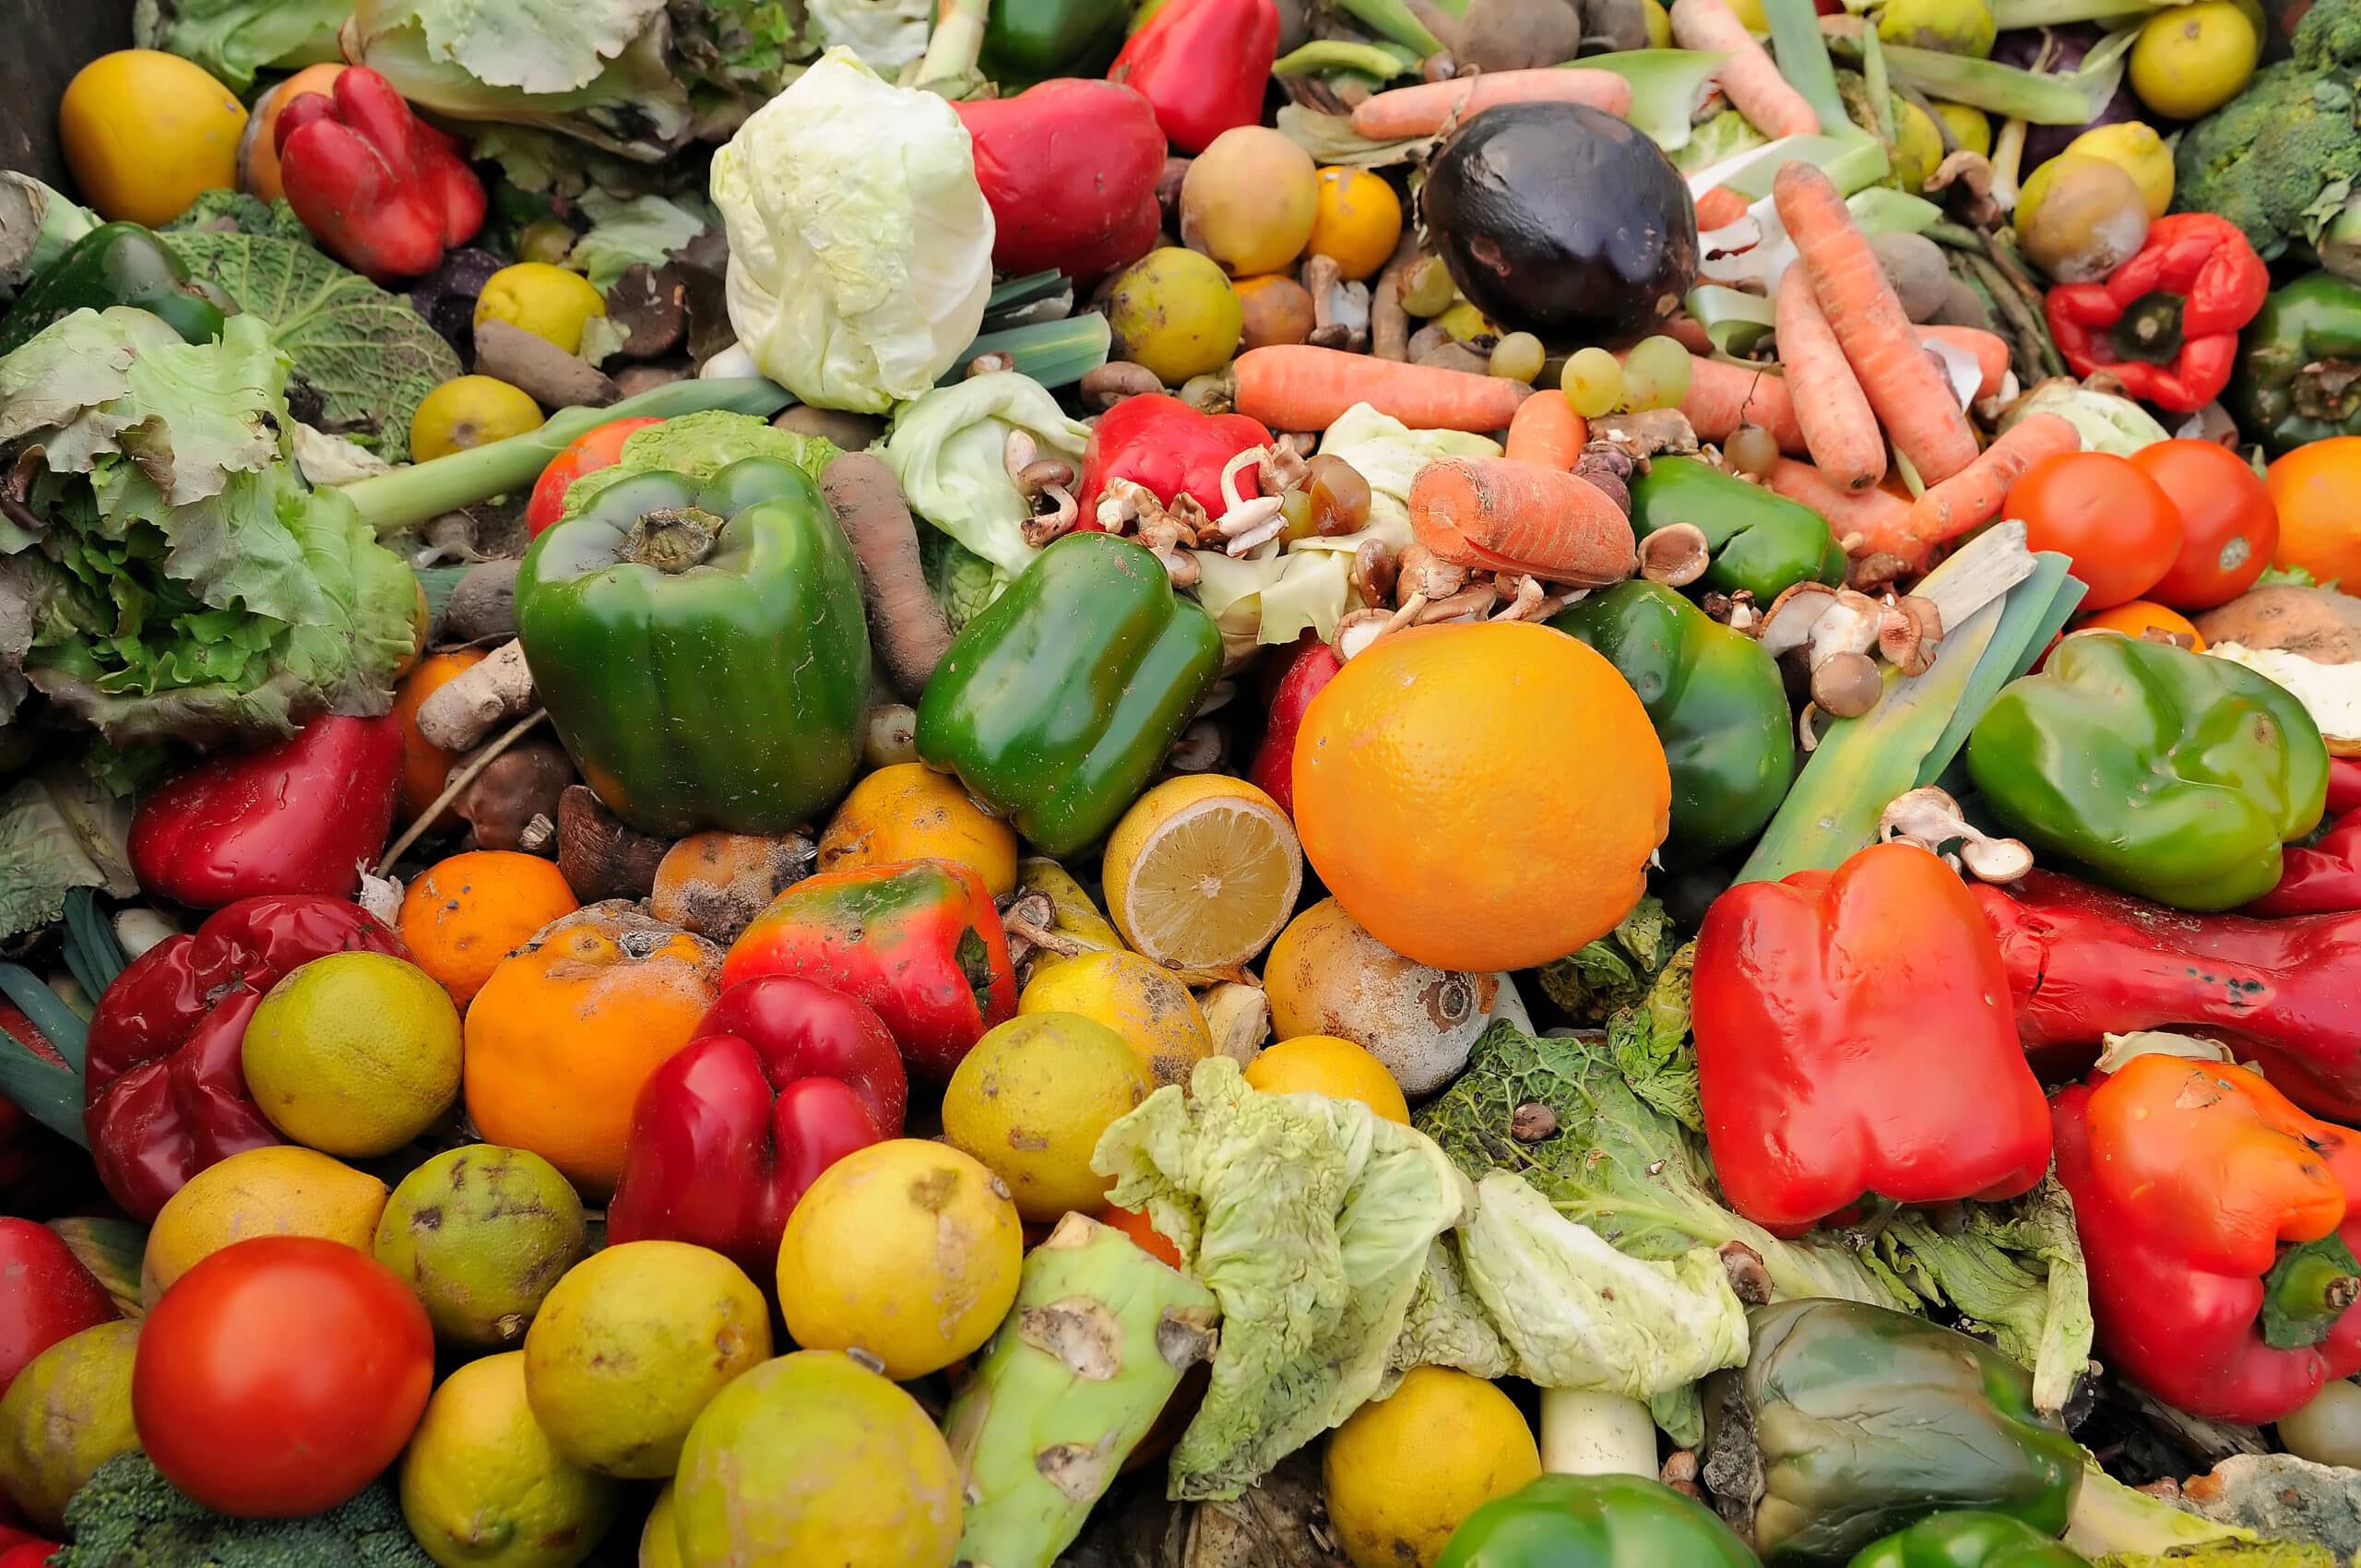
(1774, 161, 1980, 485)
(1775, 267, 1885, 492)
(1695, 185, 1752, 230)
(1231, 345, 1531, 434)
(1348, 70, 1635, 139)
(1767, 457, 1913, 552)
(1503, 391, 1586, 468)
(1921, 325, 2010, 402)
(1875, 412, 2081, 565)
(1408, 457, 1638, 583)
(1671, 0, 1821, 139)
(1672, 353, 1805, 453)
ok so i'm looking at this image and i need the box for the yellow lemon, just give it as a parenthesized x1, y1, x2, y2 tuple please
(942, 1013, 1156, 1222)
(1644, 0, 1672, 46)
(2063, 121, 2176, 219)
(1019, 948, 1213, 1089)
(411, 376, 543, 463)
(818, 763, 1019, 897)
(59, 52, 243, 226)
(1243, 1035, 1412, 1123)
(400, 1351, 623, 1568)
(1323, 1366, 1542, 1568)
(1723, 0, 1768, 27)
(0, 1321, 140, 1531)
(1892, 101, 1945, 193)
(142, 1146, 386, 1305)
(1930, 101, 1991, 158)
(2130, 2, 2257, 119)
(242, 951, 463, 1158)
(640, 1485, 683, 1568)
(474, 264, 610, 356)
(1104, 775, 1303, 970)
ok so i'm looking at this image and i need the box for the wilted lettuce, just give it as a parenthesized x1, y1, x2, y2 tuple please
(134, 0, 345, 89)
(807, 0, 931, 67)
(558, 411, 840, 519)
(880, 373, 1086, 577)
(566, 192, 715, 293)
(1999, 380, 2168, 457)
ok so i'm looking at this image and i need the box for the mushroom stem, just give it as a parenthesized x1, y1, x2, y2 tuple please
(1878, 785, 2035, 883)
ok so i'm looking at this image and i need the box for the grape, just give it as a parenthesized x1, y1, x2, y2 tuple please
(1621, 336, 1692, 411)
(1400, 256, 1456, 318)
(1560, 347, 1624, 419)
(1280, 489, 1317, 542)
(1725, 423, 1779, 478)
(1489, 332, 1546, 384)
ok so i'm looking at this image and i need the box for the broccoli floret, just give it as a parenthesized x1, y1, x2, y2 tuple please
(54, 1452, 434, 1568)
(2175, 0, 2361, 267)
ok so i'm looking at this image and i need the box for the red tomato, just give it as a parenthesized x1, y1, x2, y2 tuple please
(524, 416, 664, 537)
(2005, 451, 2182, 611)
(2131, 439, 2279, 610)
(133, 1237, 433, 1517)
(0, 1218, 117, 1401)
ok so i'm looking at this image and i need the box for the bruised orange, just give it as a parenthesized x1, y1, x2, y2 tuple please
(398, 851, 579, 1007)
(1290, 621, 1667, 972)
(2267, 437, 2361, 588)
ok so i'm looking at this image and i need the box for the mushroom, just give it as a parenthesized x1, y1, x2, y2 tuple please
(1758, 584, 1891, 718)
(1878, 785, 2035, 883)
(1489, 574, 1550, 622)
(1005, 429, 1082, 548)
(1335, 607, 1395, 659)
(1079, 361, 1163, 410)
(1591, 409, 1700, 459)
(1352, 537, 1397, 605)
(1809, 651, 1884, 718)
(966, 350, 1016, 377)
(1878, 596, 1944, 676)
(1214, 446, 1288, 554)
(1167, 719, 1226, 772)
(555, 785, 670, 903)
(1638, 522, 1710, 588)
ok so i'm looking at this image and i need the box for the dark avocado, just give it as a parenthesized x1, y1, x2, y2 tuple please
(1418, 101, 1698, 341)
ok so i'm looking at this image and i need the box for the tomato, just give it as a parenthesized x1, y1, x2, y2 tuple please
(132, 1237, 433, 1517)
(2005, 451, 2181, 611)
(0, 1220, 115, 1402)
(2131, 439, 2277, 610)
(524, 415, 663, 537)
(2267, 435, 2361, 588)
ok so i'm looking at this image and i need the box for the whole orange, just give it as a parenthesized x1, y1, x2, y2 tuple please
(1291, 621, 1667, 971)
(391, 648, 489, 827)
(2076, 600, 2205, 649)
(398, 851, 579, 1007)
(2267, 437, 2361, 589)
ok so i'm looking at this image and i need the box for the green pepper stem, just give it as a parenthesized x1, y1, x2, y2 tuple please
(2109, 292, 2187, 366)
(1540, 1390, 1657, 1479)
(619, 508, 724, 573)
(2272, 1252, 2360, 1327)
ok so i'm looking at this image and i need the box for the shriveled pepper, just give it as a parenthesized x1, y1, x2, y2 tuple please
(2228, 272, 2361, 455)
(606, 976, 908, 1279)
(1847, 1513, 2084, 1568)
(722, 859, 1017, 1085)
(1693, 842, 2053, 1235)
(274, 66, 487, 283)
(1246, 636, 1341, 818)
(2053, 1050, 2361, 1425)
(1076, 394, 1273, 523)
(1436, 1474, 1761, 1567)
(1967, 632, 2330, 910)
(1627, 457, 1845, 605)
(917, 530, 1222, 856)
(956, 82, 1164, 282)
(0, 222, 230, 357)
(1107, 0, 1281, 154)
(2044, 214, 2270, 414)
(2246, 755, 2361, 916)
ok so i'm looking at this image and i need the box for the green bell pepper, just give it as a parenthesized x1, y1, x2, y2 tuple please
(1848, 1513, 2087, 1568)
(1437, 1474, 1762, 1568)
(1550, 580, 1794, 859)
(516, 456, 871, 837)
(970, 0, 1130, 82)
(917, 529, 1221, 857)
(1965, 633, 2330, 911)
(1628, 457, 1845, 606)
(1703, 1300, 2084, 1564)
(0, 221, 231, 356)
(2227, 272, 2361, 457)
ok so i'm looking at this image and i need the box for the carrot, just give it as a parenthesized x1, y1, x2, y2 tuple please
(1409, 457, 1638, 583)
(1774, 267, 1885, 492)
(1231, 345, 1531, 434)
(1503, 391, 1586, 469)
(1774, 161, 1980, 485)
(1348, 70, 1635, 139)
(1920, 325, 2010, 402)
(821, 452, 952, 703)
(1767, 457, 1913, 552)
(1871, 412, 2082, 566)
(1673, 353, 1806, 453)
(1670, 0, 1821, 139)
(1695, 184, 1752, 230)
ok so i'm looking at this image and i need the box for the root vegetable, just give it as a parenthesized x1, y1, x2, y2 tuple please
(1923, 326, 2011, 401)
(2193, 585, 2361, 664)
(775, 405, 886, 450)
(1456, 0, 1584, 72)
(1671, 0, 1821, 138)
(1503, 391, 1587, 469)
(1347, 69, 1634, 140)
(1869, 232, 1952, 324)
(1775, 268, 1886, 493)
(1885, 412, 2081, 566)
(416, 639, 535, 752)
(470, 319, 617, 411)
(649, 831, 818, 944)
(1232, 344, 1530, 433)
(1408, 457, 1639, 584)
(1765, 458, 1915, 552)
(1676, 355, 1805, 452)
(820, 454, 954, 704)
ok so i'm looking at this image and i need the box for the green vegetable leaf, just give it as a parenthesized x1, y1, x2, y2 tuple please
(565, 191, 714, 292)
(133, 0, 346, 89)
(1539, 895, 1675, 1025)
(559, 411, 840, 519)
(371, 0, 671, 95)
(880, 373, 1088, 577)
(1608, 941, 1703, 1133)
(2094, 1548, 2339, 1567)
(0, 769, 135, 941)
(165, 191, 316, 246)
(917, 527, 1005, 632)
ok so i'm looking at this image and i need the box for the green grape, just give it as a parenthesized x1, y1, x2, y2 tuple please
(1725, 423, 1780, 478)
(1621, 335, 1693, 412)
(1560, 347, 1624, 419)
(1489, 332, 1546, 383)
(1400, 256, 1456, 318)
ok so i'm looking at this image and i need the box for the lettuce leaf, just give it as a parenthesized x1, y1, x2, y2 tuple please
(566, 192, 716, 293)
(558, 411, 840, 520)
(133, 0, 346, 89)
(0, 767, 136, 941)
(881, 373, 1087, 577)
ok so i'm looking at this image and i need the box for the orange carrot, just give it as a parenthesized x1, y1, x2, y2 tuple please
(1408, 457, 1638, 582)
(1775, 267, 1885, 492)
(1348, 70, 1635, 139)
(1503, 391, 1586, 468)
(1767, 457, 1913, 552)
(1671, 0, 1821, 139)
(1921, 325, 2010, 401)
(1774, 162, 1980, 485)
(1696, 184, 1752, 230)
(1231, 345, 1531, 434)
(1673, 353, 1805, 453)
(1874, 412, 2082, 565)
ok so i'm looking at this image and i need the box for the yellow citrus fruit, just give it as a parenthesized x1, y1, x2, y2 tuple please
(242, 951, 463, 1158)
(641, 1485, 684, 1568)
(1106, 248, 1244, 386)
(411, 376, 543, 464)
(523, 1241, 771, 1480)
(142, 1146, 386, 1306)
(399, 1351, 623, 1568)
(1243, 1035, 1411, 1123)
(59, 51, 243, 226)
(1644, 0, 1672, 45)
(818, 763, 1018, 897)
(1019, 948, 1213, 1089)
(672, 1351, 963, 1568)
(1264, 899, 1499, 1096)
(1892, 101, 1944, 192)
(942, 1013, 1157, 1222)
(1930, 101, 1991, 159)
(0, 1320, 139, 1531)
(474, 264, 610, 356)
(1323, 1367, 1542, 1568)
(777, 1140, 1022, 1381)
(2130, 2, 2257, 119)
(373, 1145, 589, 1348)
(2078, 599, 2206, 650)
(1104, 774, 1302, 970)
(2064, 121, 2175, 219)
(1310, 167, 1405, 282)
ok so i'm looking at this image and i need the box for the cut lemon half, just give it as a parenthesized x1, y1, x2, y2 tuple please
(1104, 775, 1304, 968)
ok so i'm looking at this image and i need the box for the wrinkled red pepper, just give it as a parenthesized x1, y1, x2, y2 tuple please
(2044, 215, 2270, 413)
(1107, 0, 1280, 154)
(1693, 842, 2053, 1235)
(1974, 869, 2361, 1124)
(83, 896, 408, 1219)
(2055, 1050, 2361, 1424)
(1077, 394, 1273, 525)
(721, 859, 1017, 1085)
(1248, 636, 1341, 817)
(0, 1527, 59, 1568)
(607, 976, 908, 1279)
(2246, 756, 2361, 917)
(275, 66, 487, 283)
(0, 1218, 116, 1402)
(129, 713, 403, 909)
(956, 80, 1167, 282)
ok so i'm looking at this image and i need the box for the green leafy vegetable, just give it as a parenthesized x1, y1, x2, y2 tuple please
(0, 767, 136, 941)
(165, 191, 316, 246)
(2094, 1550, 2338, 1567)
(0, 176, 99, 293)
(1539, 895, 1677, 1026)
(1607, 941, 1703, 1133)
(880, 372, 1089, 577)
(917, 528, 1006, 632)
(566, 191, 715, 292)
(133, 0, 346, 90)
(558, 411, 840, 520)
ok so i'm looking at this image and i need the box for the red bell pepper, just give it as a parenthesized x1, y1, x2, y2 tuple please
(0, 1218, 117, 1402)
(722, 859, 1017, 1085)
(1077, 394, 1273, 525)
(607, 976, 908, 1278)
(526, 416, 664, 538)
(0, 998, 72, 1202)
(2245, 756, 2361, 917)
(2044, 215, 2270, 413)
(1107, 0, 1280, 154)
(1692, 842, 2053, 1235)
(956, 80, 1167, 282)
(274, 66, 487, 283)
(2054, 1050, 2361, 1424)
(129, 713, 403, 909)
(0, 1528, 58, 1568)
(1247, 636, 1341, 817)
(83, 895, 408, 1219)
(1973, 869, 2361, 1124)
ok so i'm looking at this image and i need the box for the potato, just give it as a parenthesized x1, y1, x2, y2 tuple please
(1457, 0, 1583, 71)
(1180, 128, 1319, 277)
(2194, 584, 2361, 664)
(1870, 232, 1952, 324)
